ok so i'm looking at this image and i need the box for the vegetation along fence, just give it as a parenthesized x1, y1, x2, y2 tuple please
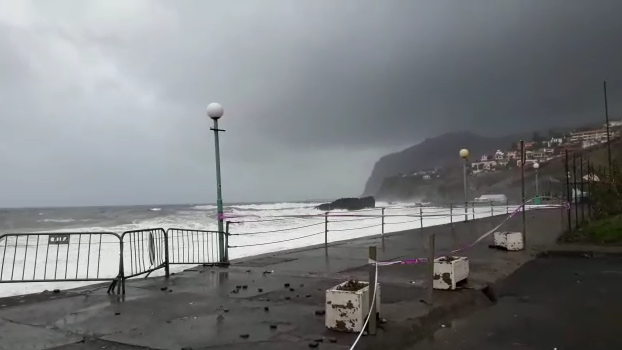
(0, 201, 528, 295)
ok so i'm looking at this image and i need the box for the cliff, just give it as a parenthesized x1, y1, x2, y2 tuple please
(363, 131, 522, 198)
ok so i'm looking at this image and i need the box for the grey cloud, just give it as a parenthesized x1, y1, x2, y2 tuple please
(1, 1, 621, 207)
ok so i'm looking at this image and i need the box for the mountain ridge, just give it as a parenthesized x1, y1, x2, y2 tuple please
(362, 130, 528, 196)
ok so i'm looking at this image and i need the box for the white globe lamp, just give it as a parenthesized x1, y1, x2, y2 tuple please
(459, 149, 469, 159)
(533, 162, 539, 170)
(206, 102, 224, 120)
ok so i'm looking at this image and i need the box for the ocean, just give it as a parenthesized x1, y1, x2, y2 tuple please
(0, 201, 512, 297)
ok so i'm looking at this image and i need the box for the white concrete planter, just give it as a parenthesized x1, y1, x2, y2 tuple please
(493, 231, 524, 251)
(325, 281, 381, 333)
(433, 256, 469, 290)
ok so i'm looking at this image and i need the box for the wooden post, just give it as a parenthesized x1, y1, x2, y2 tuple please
(368, 246, 377, 335)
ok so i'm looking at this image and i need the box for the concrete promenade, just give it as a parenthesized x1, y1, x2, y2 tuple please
(409, 254, 622, 350)
(0, 207, 568, 350)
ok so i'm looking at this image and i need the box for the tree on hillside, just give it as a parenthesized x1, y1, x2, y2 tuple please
(547, 129, 563, 138)
(532, 131, 545, 142)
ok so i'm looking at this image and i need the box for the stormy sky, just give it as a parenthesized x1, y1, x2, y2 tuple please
(1, 1, 621, 207)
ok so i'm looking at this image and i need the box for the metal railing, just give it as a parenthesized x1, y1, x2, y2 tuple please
(0, 201, 532, 295)
(0, 228, 226, 295)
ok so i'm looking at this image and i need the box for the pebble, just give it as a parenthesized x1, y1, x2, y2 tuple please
(314, 310, 325, 316)
(289, 288, 295, 292)
(328, 337, 337, 343)
(285, 297, 291, 300)
(264, 307, 270, 312)
(53, 289, 60, 294)
(305, 294, 311, 298)
(114, 312, 121, 316)
(160, 287, 167, 291)
(258, 288, 263, 292)
(270, 324, 278, 329)
(240, 334, 249, 339)
(242, 285, 248, 289)
(308, 342, 319, 348)
(284, 283, 290, 287)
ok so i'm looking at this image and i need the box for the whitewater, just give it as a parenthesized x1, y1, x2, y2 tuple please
(0, 201, 517, 297)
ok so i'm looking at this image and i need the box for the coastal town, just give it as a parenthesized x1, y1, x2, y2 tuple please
(406, 120, 622, 180)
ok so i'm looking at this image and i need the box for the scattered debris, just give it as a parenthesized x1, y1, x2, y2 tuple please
(262, 270, 274, 275)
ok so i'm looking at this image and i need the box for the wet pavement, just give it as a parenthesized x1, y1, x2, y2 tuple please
(0, 208, 568, 350)
(410, 255, 622, 350)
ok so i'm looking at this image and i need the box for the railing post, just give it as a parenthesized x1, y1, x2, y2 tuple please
(381, 207, 385, 236)
(163, 230, 170, 278)
(420, 207, 424, 230)
(471, 201, 475, 220)
(426, 232, 435, 304)
(224, 221, 230, 263)
(368, 246, 378, 335)
(506, 198, 509, 214)
(324, 212, 329, 249)
(490, 201, 493, 217)
(218, 223, 226, 264)
(450, 203, 453, 224)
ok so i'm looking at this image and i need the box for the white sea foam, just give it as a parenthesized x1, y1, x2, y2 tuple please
(0, 201, 524, 297)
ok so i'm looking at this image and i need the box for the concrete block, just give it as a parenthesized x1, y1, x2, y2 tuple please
(325, 281, 381, 333)
(433, 256, 469, 290)
(493, 231, 524, 251)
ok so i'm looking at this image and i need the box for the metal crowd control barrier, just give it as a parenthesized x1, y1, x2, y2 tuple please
(167, 228, 224, 265)
(0, 232, 122, 285)
(0, 228, 228, 295)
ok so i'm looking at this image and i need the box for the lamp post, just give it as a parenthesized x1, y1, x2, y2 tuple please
(533, 162, 540, 202)
(459, 149, 469, 222)
(207, 102, 226, 263)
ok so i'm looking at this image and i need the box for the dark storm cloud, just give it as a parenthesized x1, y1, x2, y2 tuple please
(1, 1, 621, 207)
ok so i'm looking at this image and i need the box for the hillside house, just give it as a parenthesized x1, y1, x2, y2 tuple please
(471, 160, 498, 172)
(506, 151, 519, 159)
(494, 150, 505, 160)
(545, 137, 564, 148)
(569, 128, 615, 142)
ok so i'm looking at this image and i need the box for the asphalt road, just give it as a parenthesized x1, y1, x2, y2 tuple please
(411, 255, 622, 350)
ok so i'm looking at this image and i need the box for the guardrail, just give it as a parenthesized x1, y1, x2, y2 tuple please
(1, 201, 556, 295)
